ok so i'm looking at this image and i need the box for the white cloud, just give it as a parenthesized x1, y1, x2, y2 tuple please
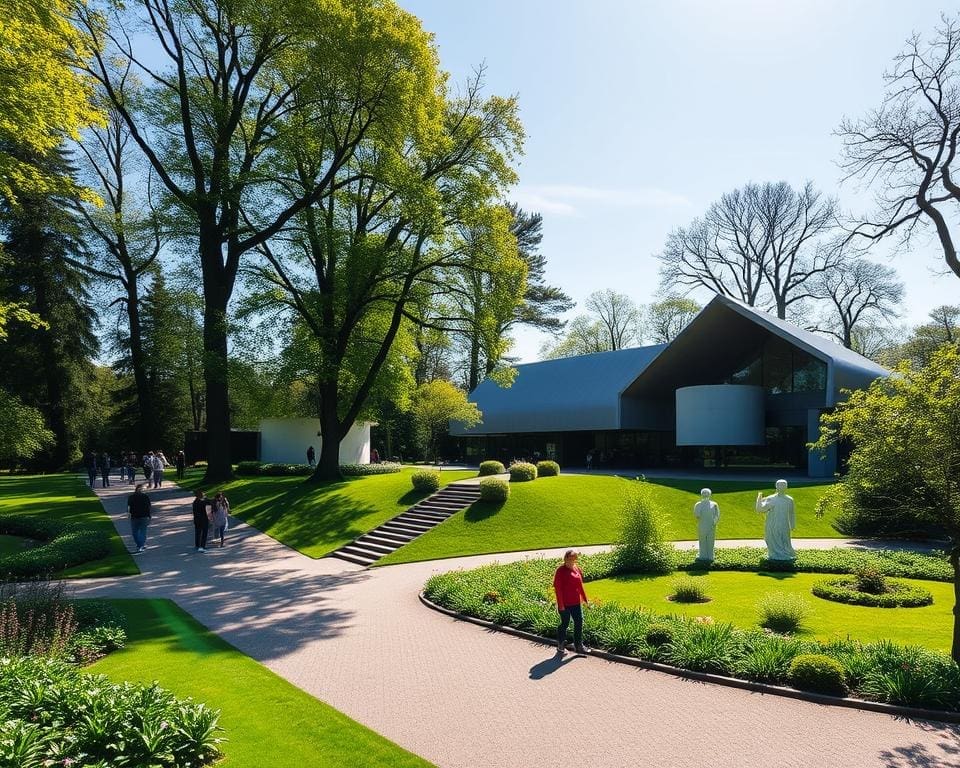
(511, 184, 691, 217)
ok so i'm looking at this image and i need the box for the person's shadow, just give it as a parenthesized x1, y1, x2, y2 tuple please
(528, 652, 580, 680)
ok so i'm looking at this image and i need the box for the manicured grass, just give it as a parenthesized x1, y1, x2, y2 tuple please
(377, 474, 838, 565)
(0, 473, 138, 577)
(90, 599, 432, 768)
(178, 468, 475, 558)
(588, 570, 953, 651)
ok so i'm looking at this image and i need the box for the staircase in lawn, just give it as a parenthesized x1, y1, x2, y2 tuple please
(328, 482, 480, 566)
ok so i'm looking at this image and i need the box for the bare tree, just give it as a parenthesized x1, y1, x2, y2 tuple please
(585, 289, 643, 349)
(839, 14, 960, 280)
(814, 258, 904, 349)
(658, 181, 840, 319)
(647, 296, 701, 343)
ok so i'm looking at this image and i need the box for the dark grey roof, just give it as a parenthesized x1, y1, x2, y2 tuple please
(450, 345, 666, 435)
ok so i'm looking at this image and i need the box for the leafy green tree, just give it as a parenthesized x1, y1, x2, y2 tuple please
(0, 389, 54, 467)
(411, 380, 481, 461)
(647, 296, 701, 344)
(540, 290, 643, 359)
(812, 345, 960, 662)
(880, 306, 960, 368)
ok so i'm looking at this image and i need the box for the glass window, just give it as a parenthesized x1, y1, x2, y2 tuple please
(792, 350, 827, 392)
(762, 337, 793, 394)
(729, 355, 761, 386)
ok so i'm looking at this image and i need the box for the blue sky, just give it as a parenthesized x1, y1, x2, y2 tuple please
(403, 0, 959, 361)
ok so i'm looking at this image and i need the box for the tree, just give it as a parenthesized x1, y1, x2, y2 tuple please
(411, 380, 481, 461)
(839, 14, 960, 280)
(647, 296, 701, 343)
(813, 259, 903, 349)
(0, 389, 54, 467)
(585, 289, 643, 349)
(812, 345, 960, 662)
(540, 315, 616, 359)
(658, 181, 840, 319)
(881, 305, 960, 368)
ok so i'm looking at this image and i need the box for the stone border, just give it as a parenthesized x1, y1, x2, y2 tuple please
(418, 592, 960, 725)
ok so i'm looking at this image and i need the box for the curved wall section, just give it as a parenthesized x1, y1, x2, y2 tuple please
(675, 385, 765, 445)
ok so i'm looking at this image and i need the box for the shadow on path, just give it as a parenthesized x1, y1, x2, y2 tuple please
(528, 652, 581, 680)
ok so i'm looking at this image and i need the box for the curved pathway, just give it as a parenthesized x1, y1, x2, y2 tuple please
(70, 481, 959, 768)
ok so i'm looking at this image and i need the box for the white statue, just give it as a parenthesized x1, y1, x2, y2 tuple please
(693, 488, 720, 561)
(755, 479, 796, 560)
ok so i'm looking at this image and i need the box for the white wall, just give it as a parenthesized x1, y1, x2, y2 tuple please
(258, 418, 371, 465)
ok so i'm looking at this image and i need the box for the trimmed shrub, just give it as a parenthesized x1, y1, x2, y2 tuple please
(411, 469, 441, 493)
(0, 516, 112, 579)
(854, 565, 888, 595)
(478, 460, 506, 476)
(757, 592, 811, 634)
(669, 576, 710, 603)
(509, 462, 537, 482)
(259, 462, 312, 476)
(536, 460, 560, 477)
(614, 486, 674, 574)
(479, 476, 510, 503)
(812, 577, 934, 608)
(788, 653, 848, 696)
(235, 461, 262, 476)
(340, 462, 402, 476)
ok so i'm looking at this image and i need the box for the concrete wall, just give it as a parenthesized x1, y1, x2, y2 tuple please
(675, 385, 765, 446)
(258, 418, 370, 465)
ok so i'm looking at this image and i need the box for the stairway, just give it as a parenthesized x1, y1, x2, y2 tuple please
(328, 482, 481, 566)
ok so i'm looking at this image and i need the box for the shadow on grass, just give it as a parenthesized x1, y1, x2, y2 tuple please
(464, 500, 505, 523)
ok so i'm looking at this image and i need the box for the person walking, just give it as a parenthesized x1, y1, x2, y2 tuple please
(192, 489, 211, 553)
(126, 452, 137, 483)
(98, 452, 112, 488)
(210, 491, 230, 548)
(148, 452, 162, 489)
(306, 445, 316, 467)
(553, 549, 590, 655)
(126, 483, 151, 553)
(85, 451, 98, 487)
(175, 450, 186, 481)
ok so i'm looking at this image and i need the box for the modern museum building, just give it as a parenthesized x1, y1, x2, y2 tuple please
(449, 295, 889, 477)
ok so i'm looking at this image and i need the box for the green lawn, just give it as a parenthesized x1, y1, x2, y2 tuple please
(177, 468, 475, 558)
(588, 571, 954, 651)
(90, 599, 432, 768)
(0, 473, 138, 577)
(377, 474, 838, 565)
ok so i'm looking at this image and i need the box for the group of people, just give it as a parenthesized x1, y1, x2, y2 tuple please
(86, 449, 188, 488)
(125, 484, 231, 554)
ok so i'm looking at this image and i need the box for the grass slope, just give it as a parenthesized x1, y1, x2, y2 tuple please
(178, 468, 474, 558)
(91, 599, 432, 768)
(588, 571, 953, 651)
(0, 473, 138, 577)
(378, 474, 838, 565)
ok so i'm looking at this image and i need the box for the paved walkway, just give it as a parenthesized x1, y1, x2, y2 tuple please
(69, 481, 959, 768)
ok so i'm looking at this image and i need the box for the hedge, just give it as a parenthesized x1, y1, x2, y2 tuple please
(812, 577, 935, 608)
(479, 477, 510, 503)
(536, 460, 560, 477)
(411, 470, 441, 492)
(508, 462, 537, 482)
(478, 460, 506, 476)
(234, 461, 402, 477)
(0, 516, 112, 579)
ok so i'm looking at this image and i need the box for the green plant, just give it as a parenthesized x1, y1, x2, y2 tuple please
(737, 632, 808, 684)
(812, 577, 934, 608)
(0, 515, 113, 579)
(235, 461, 263, 476)
(665, 621, 739, 674)
(614, 486, 674, 574)
(854, 565, 888, 595)
(508, 462, 537, 482)
(535, 460, 560, 477)
(644, 623, 675, 648)
(478, 460, 506, 476)
(757, 592, 812, 634)
(259, 463, 312, 476)
(669, 576, 709, 603)
(411, 470, 441, 493)
(339, 462, 403, 476)
(859, 641, 960, 708)
(479, 476, 510, 503)
(788, 653, 848, 696)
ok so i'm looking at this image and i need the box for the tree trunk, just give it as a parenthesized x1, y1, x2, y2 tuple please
(951, 544, 960, 664)
(201, 279, 232, 482)
(469, 332, 481, 391)
(125, 275, 154, 448)
(310, 380, 342, 483)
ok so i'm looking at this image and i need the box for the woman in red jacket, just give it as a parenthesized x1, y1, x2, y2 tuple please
(553, 549, 590, 654)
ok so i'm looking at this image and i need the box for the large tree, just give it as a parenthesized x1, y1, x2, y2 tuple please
(813, 258, 903, 350)
(881, 305, 960, 368)
(839, 14, 960, 280)
(647, 296, 701, 344)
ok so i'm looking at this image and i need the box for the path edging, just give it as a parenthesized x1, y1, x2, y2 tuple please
(418, 592, 960, 725)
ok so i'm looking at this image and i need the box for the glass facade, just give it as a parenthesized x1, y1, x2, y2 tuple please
(727, 337, 826, 394)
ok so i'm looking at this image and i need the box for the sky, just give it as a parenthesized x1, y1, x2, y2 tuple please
(402, 0, 960, 361)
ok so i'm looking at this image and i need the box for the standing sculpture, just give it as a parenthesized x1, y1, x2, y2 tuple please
(755, 479, 796, 560)
(693, 488, 720, 562)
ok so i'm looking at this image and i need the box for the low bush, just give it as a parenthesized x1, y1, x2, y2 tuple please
(757, 592, 812, 634)
(260, 462, 312, 476)
(669, 576, 710, 603)
(788, 653, 848, 696)
(0, 516, 112, 579)
(478, 460, 506, 476)
(0, 656, 223, 767)
(235, 460, 262, 475)
(737, 632, 811, 684)
(340, 462, 402, 476)
(536, 460, 560, 477)
(614, 485, 674, 574)
(854, 565, 888, 594)
(665, 621, 740, 675)
(645, 623, 674, 648)
(858, 640, 960, 708)
(411, 469, 441, 492)
(479, 476, 510, 503)
(508, 462, 537, 482)
(812, 577, 934, 608)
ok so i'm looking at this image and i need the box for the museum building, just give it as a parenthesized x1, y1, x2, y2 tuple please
(449, 295, 889, 477)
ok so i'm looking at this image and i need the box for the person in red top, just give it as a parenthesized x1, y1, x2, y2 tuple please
(553, 549, 590, 655)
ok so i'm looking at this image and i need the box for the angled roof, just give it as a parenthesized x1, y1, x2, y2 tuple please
(450, 345, 666, 435)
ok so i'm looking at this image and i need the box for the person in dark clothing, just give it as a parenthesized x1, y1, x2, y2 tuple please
(98, 452, 111, 487)
(85, 451, 97, 487)
(126, 483, 151, 552)
(175, 451, 186, 480)
(306, 445, 316, 467)
(192, 489, 211, 553)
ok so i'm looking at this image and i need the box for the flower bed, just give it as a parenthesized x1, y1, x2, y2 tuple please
(812, 576, 934, 607)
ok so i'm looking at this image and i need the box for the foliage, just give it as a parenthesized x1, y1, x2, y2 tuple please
(669, 576, 710, 603)
(411, 470, 441, 493)
(788, 654, 848, 696)
(508, 462, 537, 482)
(647, 296, 702, 344)
(235, 461, 402, 477)
(259, 463, 313, 477)
(535, 460, 560, 477)
(664, 621, 740, 674)
(854, 565, 888, 594)
(880, 305, 959, 369)
(479, 476, 510, 503)
(540, 290, 643, 358)
(614, 485, 674, 574)
(0, 515, 112, 578)
(736, 632, 808, 684)
(644, 623, 675, 648)
(0, 655, 223, 767)
(812, 577, 934, 608)
(236, 461, 264, 476)
(411, 380, 482, 460)
(478, 460, 506, 476)
(0, 389, 54, 466)
(858, 641, 960, 708)
(756, 592, 812, 634)
(340, 463, 403, 476)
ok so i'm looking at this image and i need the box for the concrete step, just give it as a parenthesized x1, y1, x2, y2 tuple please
(339, 543, 387, 560)
(351, 537, 396, 555)
(400, 512, 449, 525)
(416, 502, 467, 512)
(364, 529, 414, 545)
(330, 549, 377, 566)
(381, 519, 431, 533)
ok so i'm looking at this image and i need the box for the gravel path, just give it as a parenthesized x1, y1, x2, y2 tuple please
(68, 481, 959, 768)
